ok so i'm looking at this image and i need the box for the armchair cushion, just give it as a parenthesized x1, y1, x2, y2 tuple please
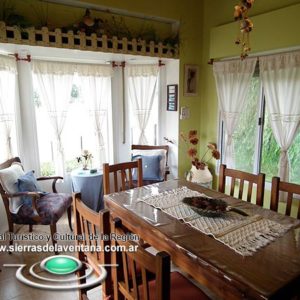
(12, 193, 72, 225)
(16, 171, 43, 206)
(0, 162, 25, 213)
(132, 155, 163, 181)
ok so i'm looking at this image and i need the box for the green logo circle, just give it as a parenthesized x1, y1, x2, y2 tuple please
(40, 255, 82, 275)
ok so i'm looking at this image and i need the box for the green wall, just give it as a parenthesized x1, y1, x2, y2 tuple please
(200, 0, 300, 185)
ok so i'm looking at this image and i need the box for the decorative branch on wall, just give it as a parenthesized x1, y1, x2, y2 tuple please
(234, 0, 254, 59)
(0, 4, 179, 58)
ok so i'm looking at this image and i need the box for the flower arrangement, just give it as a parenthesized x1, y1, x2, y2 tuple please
(76, 150, 93, 170)
(180, 130, 220, 170)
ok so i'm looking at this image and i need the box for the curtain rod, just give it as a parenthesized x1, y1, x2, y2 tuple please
(208, 48, 300, 65)
(12, 53, 31, 62)
(111, 60, 165, 68)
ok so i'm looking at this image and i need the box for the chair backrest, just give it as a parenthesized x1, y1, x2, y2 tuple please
(73, 192, 112, 297)
(111, 218, 170, 300)
(218, 164, 265, 206)
(131, 145, 169, 180)
(103, 159, 143, 195)
(270, 177, 300, 219)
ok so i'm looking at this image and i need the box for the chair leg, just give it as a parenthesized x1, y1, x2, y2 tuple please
(76, 251, 88, 300)
(50, 224, 58, 255)
(8, 223, 14, 254)
(29, 224, 33, 232)
(67, 206, 73, 231)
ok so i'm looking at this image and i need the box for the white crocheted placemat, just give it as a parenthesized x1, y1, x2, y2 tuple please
(138, 186, 293, 256)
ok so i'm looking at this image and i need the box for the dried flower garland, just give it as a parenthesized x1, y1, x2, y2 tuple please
(234, 0, 254, 59)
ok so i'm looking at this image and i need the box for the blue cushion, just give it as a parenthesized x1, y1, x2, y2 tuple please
(132, 155, 163, 181)
(16, 171, 41, 206)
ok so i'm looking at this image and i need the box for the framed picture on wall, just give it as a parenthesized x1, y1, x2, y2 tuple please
(184, 64, 199, 96)
(167, 84, 178, 111)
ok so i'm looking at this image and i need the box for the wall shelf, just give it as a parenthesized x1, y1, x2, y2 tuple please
(0, 22, 179, 59)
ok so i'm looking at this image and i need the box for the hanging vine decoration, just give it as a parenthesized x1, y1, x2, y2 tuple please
(234, 0, 254, 59)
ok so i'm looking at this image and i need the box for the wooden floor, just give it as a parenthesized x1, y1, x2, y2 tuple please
(0, 213, 103, 300)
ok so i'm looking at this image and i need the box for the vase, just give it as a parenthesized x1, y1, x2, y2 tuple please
(82, 159, 90, 170)
(187, 165, 213, 185)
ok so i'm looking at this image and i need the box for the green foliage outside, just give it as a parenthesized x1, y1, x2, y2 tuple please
(65, 159, 79, 173)
(233, 77, 259, 173)
(233, 76, 300, 184)
(260, 115, 280, 181)
(40, 159, 80, 176)
(40, 161, 55, 176)
(288, 132, 300, 184)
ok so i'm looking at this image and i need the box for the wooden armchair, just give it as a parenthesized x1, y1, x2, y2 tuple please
(0, 157, 72, 249)
(111, 218, 210, 300)
(218, 164, 265, 206)
(131, 144, 170, 182)
(103, 159, 143, 195)
(270, 177, 300, 219)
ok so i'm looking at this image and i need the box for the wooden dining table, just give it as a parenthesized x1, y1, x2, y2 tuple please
(104, 179, 300, 300)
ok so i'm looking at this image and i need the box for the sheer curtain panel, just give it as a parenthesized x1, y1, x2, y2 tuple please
(78, 64, 113, 166)
(0, 56, 18, 160)
(260, 51, 300, 182)
(213, 58, 257, 168)
(127, 65, 159, 145)
(32, 60, 75, 175)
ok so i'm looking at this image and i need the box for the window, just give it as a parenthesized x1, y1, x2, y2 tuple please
(33, 61, 112, 176)
(231, 76, 261, 173)
(0, 60, 18, 160)
(219, 64, 300, 184)
(127, 65, 160, 145)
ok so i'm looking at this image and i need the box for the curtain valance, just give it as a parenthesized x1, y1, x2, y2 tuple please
(260, 50, 300, 71)
(32, 60, 113, 77)
(0, 55, 17, 73)
(127, 64, 159, 77)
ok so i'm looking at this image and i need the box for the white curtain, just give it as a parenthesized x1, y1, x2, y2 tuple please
(213, 58, 257, 168)
(78, 64, 113, 166)
(0, 56, 17, 160)
(32, 60, 74, 175)
(260, 51, 300, 182)
(127, 65, 159, 145)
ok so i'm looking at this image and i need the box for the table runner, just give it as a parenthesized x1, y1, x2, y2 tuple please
(138, 186, 293, 256)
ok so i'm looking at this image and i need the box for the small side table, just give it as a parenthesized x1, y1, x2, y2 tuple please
(71, 169, 103, 212)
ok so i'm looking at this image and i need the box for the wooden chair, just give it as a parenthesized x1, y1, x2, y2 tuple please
(73, 192, 112, 300)
(218, 164, 265, 206)
(131, 144, 170, 181)
(111, 218, 210, 300)
(270, 177, 300, 219)
(103, 159, 143, 195)
(0, 157, 72, 250)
